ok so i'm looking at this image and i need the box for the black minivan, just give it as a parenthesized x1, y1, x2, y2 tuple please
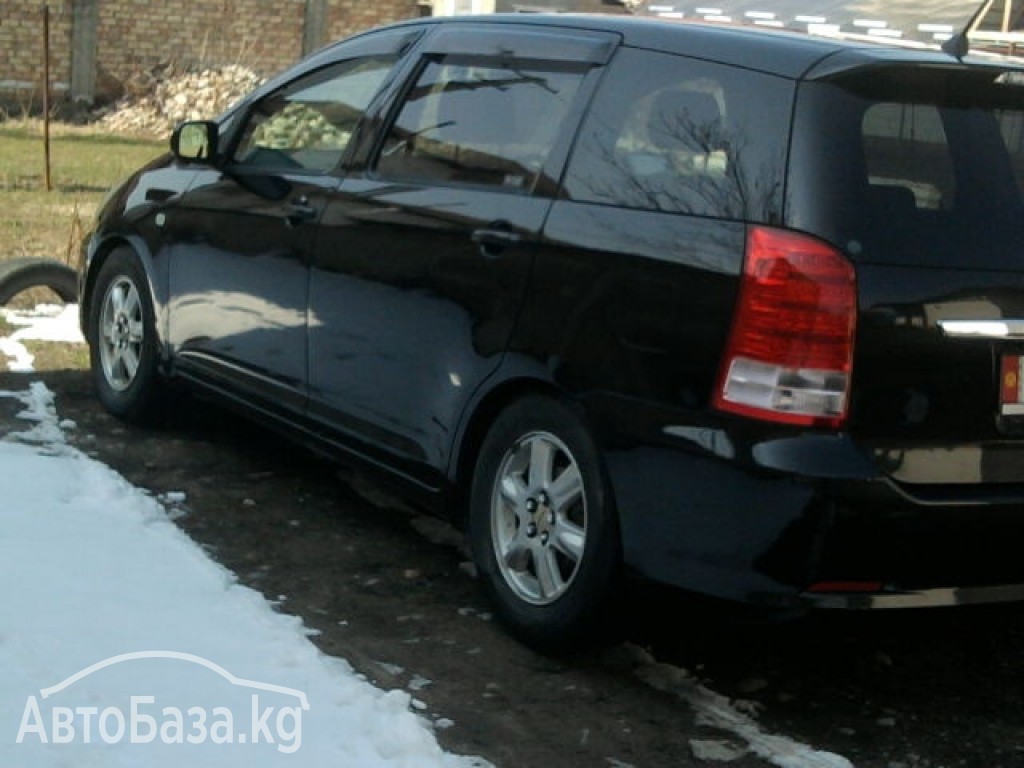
(81, 11, 1024, 648)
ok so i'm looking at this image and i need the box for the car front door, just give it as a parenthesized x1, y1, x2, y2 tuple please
(165, 32, 414, 415)
(307, 26, 616, 488)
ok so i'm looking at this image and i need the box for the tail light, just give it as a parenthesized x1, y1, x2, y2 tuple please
(713, 226, 857, 428)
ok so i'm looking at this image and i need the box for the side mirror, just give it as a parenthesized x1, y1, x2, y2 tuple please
(170, 121, 219, 163)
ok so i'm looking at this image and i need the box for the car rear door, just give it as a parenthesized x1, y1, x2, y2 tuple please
(788, 63, 1024, 487)
(306, 24, 617, 488)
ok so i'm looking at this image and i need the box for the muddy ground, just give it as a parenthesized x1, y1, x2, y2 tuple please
(5, 367, 1024, 768)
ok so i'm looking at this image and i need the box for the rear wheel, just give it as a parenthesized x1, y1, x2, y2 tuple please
(469, 396, 621, 651)
(87, 248, 165, 423)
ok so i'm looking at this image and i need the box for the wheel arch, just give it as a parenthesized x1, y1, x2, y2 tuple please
(448, 369, 617, 538)
(449, 376, 563, 529)
(82, 235, 168, 361)
(461, 383, 626, 650)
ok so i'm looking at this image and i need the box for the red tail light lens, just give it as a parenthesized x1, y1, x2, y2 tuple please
(713, 226, 857, 428)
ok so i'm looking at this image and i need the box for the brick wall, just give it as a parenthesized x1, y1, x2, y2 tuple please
(0, 0, 421, 111)
(94, 0, 307, 80)
(325, 0, 428, 44)
(0, 2, 74, 105)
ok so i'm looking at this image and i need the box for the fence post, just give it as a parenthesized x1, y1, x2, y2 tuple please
(42, 3, 52, 192)
(303, 0, 328, 56)
(70, 0, 99, 106)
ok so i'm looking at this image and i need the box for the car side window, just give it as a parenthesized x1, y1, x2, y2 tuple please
(233, 57, 396, 174)
(562, 48, 791, 222)
(374, 57, 585, 192)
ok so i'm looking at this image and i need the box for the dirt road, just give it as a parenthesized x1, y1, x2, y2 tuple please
(7, 368, 1024, 768)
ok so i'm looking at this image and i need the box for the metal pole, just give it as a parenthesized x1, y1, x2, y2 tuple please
(42, 3, 53, 193)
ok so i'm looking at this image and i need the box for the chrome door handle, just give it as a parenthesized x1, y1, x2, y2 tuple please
(471, 227, 522, 257)
(286, 197, 317, 227)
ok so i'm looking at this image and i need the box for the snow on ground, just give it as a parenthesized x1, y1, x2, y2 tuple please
(0, 304, 84, 372)
(0, 306, 488, 766)
(625, 645, 853, 768)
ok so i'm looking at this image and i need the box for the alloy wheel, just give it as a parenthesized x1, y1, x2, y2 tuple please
(98, 275, 144, 392)
(490, 431, 588, 605)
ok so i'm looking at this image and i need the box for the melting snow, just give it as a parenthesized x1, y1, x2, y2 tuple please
(0, 369, 486, 765)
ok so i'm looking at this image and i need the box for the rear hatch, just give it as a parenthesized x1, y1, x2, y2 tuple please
(787, 58, 1024, 488)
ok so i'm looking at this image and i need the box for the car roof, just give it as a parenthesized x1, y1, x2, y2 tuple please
(307, 12, 1024, 84)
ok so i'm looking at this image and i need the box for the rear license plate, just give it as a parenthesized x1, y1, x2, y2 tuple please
(1001, 355, 1024, 415)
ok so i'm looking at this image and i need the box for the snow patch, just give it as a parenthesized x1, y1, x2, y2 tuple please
(624, 645, 853, 768)
(409, 675, 432, 692)
(691, 739, 747, 762)
(1, 304, 84, 372)
(0, 380, 68, 445)
(0, 383, 488, 767)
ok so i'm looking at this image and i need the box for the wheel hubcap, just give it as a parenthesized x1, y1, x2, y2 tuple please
(98, 276, 144, 392)
(491, 431, 587, 606)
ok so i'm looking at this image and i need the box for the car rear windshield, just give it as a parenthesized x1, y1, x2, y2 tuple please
(787, 65, 1024, 270)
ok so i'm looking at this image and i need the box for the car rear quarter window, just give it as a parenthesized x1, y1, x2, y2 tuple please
(561, 47, 792, 223)
(788, 67, 1024, 269)
(232, 57, 396, 174)
(374, 57, 586, 192)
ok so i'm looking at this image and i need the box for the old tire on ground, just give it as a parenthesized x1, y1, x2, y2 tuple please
(0, 258, 78, 306)
(87, 247, 165, 424)
(469, 395, 621, 652)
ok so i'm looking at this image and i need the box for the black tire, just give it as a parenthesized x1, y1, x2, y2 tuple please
(0, 258, 78, 306)
(469, 396, 622, 652)
(86, 248, 165, 424)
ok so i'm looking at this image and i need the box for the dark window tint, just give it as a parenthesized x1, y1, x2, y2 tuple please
(562, 47, 791, 222)
(375, 58, 584, 191)
(863, 103, 955, 210)
(233, 57, 395, 173)
(789, 68, 1024, 269)
(999, 106, 1024, 194)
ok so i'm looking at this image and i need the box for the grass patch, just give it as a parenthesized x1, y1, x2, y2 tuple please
(23, 340, 91, 371)
(0, 120, 161, 372)
(0, 120, 165, 266)
(0, 338, 89, 373)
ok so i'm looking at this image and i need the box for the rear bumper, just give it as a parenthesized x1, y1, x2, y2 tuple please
(593, 398, 1024, 611)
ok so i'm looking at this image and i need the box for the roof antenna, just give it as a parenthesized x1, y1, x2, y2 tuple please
(942, 0, 996, 58)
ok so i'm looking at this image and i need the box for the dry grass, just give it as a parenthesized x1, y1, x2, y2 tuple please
(0, 119, 163, 370)
(0, 119, 165, 267)
(23, 340, 91, 371)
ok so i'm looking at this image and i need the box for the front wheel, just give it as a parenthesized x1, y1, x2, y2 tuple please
(469, 396, 621, 651)
(87, 248, 165, 423)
